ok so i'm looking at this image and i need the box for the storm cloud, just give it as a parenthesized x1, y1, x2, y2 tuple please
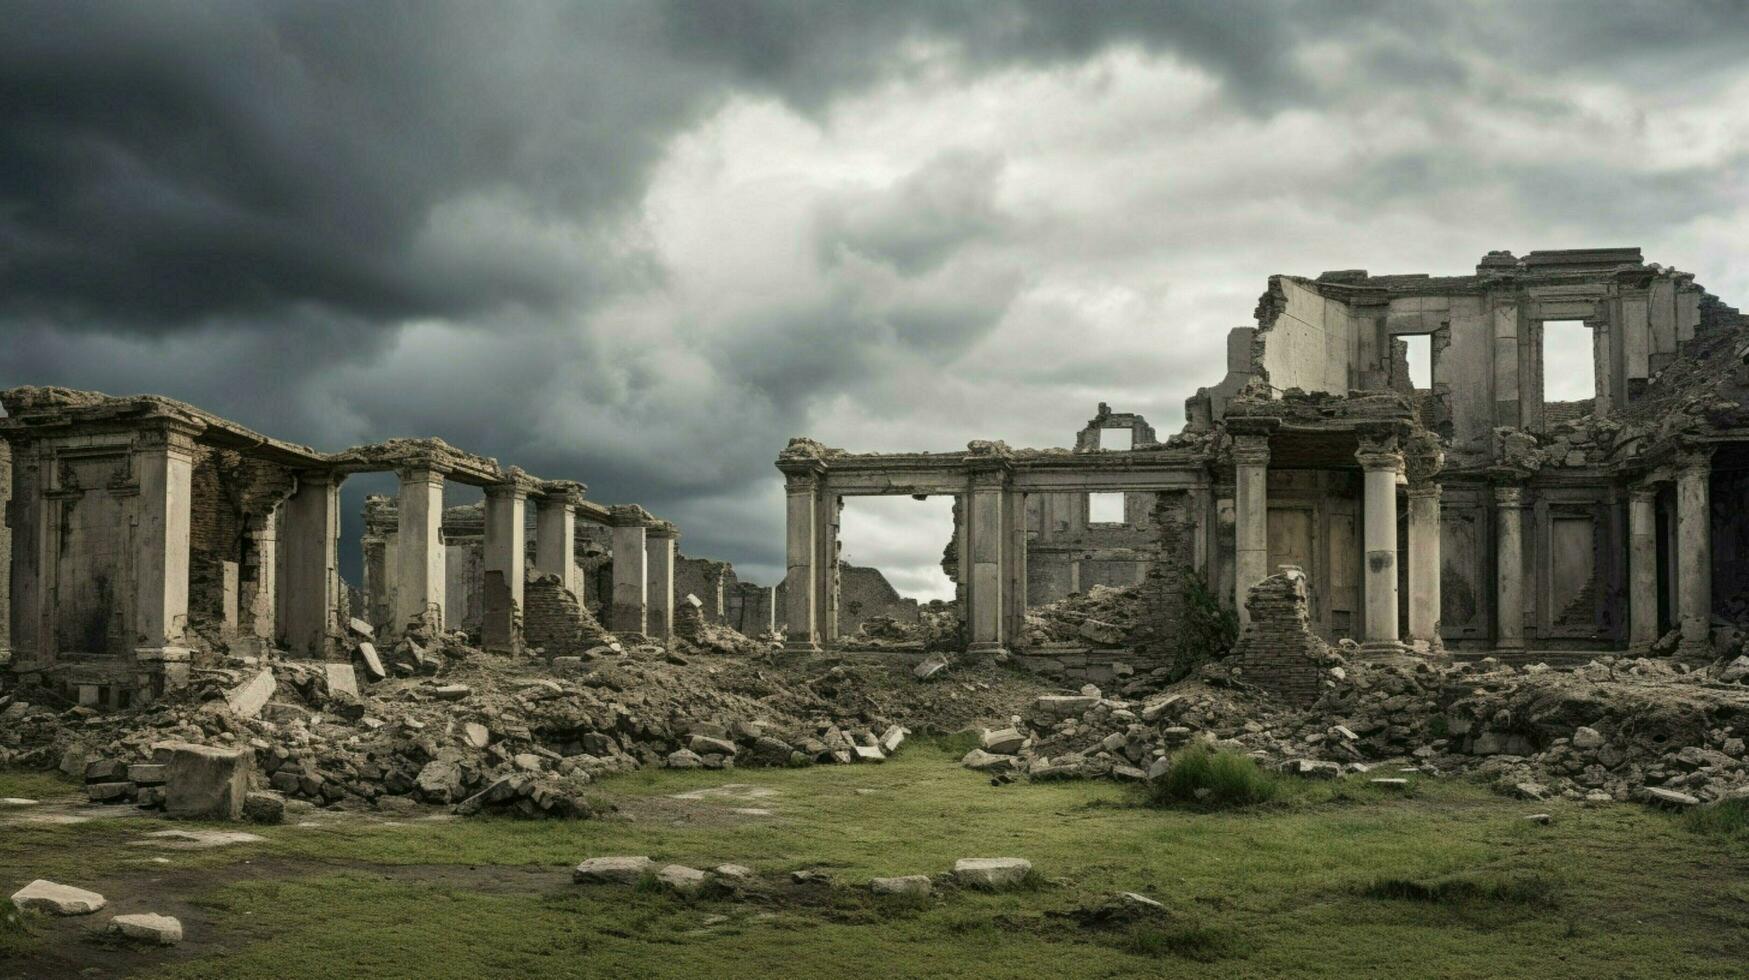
(4, 1, 1747, 594)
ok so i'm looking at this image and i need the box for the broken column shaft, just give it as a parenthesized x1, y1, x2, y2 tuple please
(1493, 483, 1525, 652)
(781, 468, 821, 654)
(1676, 452, 1712, 653)
(1406, 483, 1441, 652)
(394, 467, 446, 634)
(645, 526, 676, 643)
(534, 494, 578, 597)
(1628, 486, 1658, 652)
(1358, 440, 1405, 655)
(610, 514, 648, 635)
(132, 424, 197, 690)
(278, 471, 339, 660)
(482, 481, 527, 653)
(1232, 435, 1270, 627)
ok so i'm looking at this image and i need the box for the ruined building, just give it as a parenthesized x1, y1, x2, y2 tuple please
(779, 248, 1749, 664)
(0, 387, 684, 707)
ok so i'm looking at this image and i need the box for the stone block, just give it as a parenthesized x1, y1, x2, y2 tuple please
(85, 782, 134, 803)
(324, 664, 359, 699)
(10, 880, 106, 916)
(162, 742, 250, 821)
(356, 642, 386, 680)
(573, 856, 656, 884)
(225, 668, 277, 719)
(870, 875, 932, 896)
(655, 864, 709, 895)
(952, 857, 1032, 890)
(981, 726, 1026, 754)
(128, 763, 168, 786)
(961, 749, 1017, 772)
(110, 913, 183, 945)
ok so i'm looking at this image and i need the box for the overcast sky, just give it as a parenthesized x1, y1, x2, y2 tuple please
(4, 2, 1747, 599)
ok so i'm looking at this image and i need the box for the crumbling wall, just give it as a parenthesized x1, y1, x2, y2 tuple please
(1226, 567, 1331, 705)
(524, 573, 610, 657)
(187, 446, 294, 640)
(725, 580, 775, 634)
(674, 555, 730, 623)
(0, 440, 10, 660)
(1251, 276, 1357, 394)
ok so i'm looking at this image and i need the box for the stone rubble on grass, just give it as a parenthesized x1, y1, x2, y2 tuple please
(952, 857, 1032, 890)
(10, 880, 106, 916)
(109, 912, 183, 945)
(870, 875, 933, 896)
(655, 864, 709, 896)
(573, 856, 657, 885)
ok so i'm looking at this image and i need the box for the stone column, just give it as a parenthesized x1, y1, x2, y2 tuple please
(1406, 483, 1442, 653)
(1493, 483, 1525, 652)
(610, 514, 648, 635)
(280, 472, 340, 659)
(1676, 452, 1712, 653)
(1357, 440, 1405, 655)
(241, 509, 278, 644)
(781, 470, 821, 654)
(1232, 435, 1270, 626)
(133, 424, 197, 690)
(646, 527, 676, 643)
(482, 482, 527, 653)
(1627, 486, 1658, 652)
(394, 467, 446, 635)
(966, 469, 1008, 655)
(816, 492, 840, 645)
(534, 495, 578, 596)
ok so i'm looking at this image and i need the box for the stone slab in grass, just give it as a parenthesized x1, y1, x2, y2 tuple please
(871, 875, 932, 896)
(656, 864, 709, 895)
(953, 858, 1032, 889)
(574, 856, 656, 884)
(110, 913, 182, 945)
(11, 880, 106, 916)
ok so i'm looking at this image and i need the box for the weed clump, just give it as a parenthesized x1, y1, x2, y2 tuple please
(1360, 873, 1559, 909)
(1682, 797, 1749, 839)
(1117, 923, 1244, 962)
(1147, 744, 1280, 809)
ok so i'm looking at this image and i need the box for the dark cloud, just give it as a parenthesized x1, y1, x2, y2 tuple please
(3, 0, 1746, 590)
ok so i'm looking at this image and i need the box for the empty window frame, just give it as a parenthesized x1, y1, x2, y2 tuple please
(1088, 492, 1126, 525)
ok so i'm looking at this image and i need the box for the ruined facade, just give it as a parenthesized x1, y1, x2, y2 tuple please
(779, 248, 1749, 663)
(0, 387, 681, 706)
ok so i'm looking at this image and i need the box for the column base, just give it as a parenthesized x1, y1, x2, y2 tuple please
(134, 646, 192, 700)
(966, 642, 1010, 658)
(1357, 639, 1410, 659)
(1407, 637, 1445, 655)
(783, 639, 822, 656)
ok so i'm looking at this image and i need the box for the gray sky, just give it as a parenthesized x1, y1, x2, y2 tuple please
(4, 1, 1747, 599)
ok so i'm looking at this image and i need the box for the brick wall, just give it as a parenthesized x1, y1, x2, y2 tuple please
(1227, 567, 1330, 705)
(524, 573, 610, 657)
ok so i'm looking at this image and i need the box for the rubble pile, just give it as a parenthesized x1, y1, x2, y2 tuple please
(966, 648, 1749, 807)
(1017, 585, 1144, 649)
(0, 631, 1044, 820)
(841, 606, 966, 652)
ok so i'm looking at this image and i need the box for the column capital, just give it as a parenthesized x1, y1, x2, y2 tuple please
(1628, 484, 1658, 504)
(1230, 434, 1270, 466)
(1675, 447, 1714, 473)
(537, 479, 589, 508)
(396, 465, 448, 485)
(1492, 483, 1524, 507)
(1406, 483, 1442, 500)
(783, 469, 820, 494)
(1355, 433, 1403, 472)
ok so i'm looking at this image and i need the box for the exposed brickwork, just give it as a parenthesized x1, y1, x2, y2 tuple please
(524, 573, 610, 657)
(1228, 567, 1331, 705)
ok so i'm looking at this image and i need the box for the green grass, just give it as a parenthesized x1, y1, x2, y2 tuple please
(1684, 797, 1749, 839)
(0, 767, 77, 800)
(2, 745, 1747, 978)
(1146, 744, 1281, 809)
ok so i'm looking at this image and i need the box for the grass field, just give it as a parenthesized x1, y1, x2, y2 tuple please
(3, 741, 1748, 979)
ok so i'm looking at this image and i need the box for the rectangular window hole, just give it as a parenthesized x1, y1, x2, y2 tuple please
(1088, 492, 1126, 524)
(1100, 428, 1133, 451)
